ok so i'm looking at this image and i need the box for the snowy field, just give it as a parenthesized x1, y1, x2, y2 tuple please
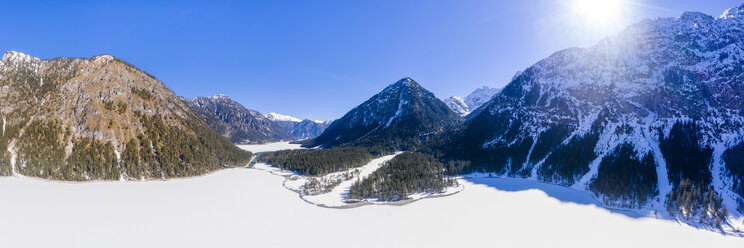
(237, 141, 303, 153)
(0, 142, 741, 247)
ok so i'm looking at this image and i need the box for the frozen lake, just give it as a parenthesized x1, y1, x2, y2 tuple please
(0, 143, 741, 247)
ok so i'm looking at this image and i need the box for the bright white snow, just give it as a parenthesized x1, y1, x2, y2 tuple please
(237, 141, 304, 153)
(0, 169, 742, 247)
(0, 142, 742, 247)
(265, 112, 302, 122)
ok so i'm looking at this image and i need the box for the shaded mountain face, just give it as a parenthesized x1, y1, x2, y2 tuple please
(182, 95, 294, 144)
(445, 86, 501, 116)
(0, 52, 251, 181)
(265, 113, 331, 140)
(305, 77, 460, 149)
(433, 5, 744, 213)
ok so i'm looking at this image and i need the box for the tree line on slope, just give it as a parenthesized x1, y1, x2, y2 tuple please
(348, 152, 458, 201)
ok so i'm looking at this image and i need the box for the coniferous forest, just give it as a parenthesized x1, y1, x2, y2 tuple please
(588, 143, 658, 208)
(9, 114, 252, 181)
(667, 179, 727, 227)
(348, 152, 457, 201)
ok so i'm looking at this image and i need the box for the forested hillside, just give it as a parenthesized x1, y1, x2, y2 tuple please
(0, 51, 251, 181)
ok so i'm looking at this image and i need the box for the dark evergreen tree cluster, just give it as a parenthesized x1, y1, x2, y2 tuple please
(659, 121, 713, 187)
(16, 120, 68, 178)
(723, 141, 744, 197)
(348, 152, 457, 201)
(64, 138, 119, 180)
(539, 132, 599, 185)
(588, 143, 658, 208)
(667, 178, 727, 227)
(257, 146, 394, 176)
(529, 124, 573, 164)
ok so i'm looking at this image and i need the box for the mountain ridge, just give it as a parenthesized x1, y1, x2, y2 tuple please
(181, 95, 295, 144)
(428, 4, 744, 231)
(0, 51, 251, 180)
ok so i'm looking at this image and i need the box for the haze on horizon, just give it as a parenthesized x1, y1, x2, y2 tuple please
(0, 0, 740, 120)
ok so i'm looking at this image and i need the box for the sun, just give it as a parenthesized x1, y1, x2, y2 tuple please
(571, 0, 627, 27)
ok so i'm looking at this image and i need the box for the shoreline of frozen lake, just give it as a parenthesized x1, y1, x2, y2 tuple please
(0, 142, 741, 247)
(0, 167, 742, 247)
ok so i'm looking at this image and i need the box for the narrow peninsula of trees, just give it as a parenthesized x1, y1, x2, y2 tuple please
(348, 152, 457, 201)
(257, 146, 394, 176)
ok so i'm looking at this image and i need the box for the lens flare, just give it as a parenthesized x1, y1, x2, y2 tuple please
(572, 0, 627, 27)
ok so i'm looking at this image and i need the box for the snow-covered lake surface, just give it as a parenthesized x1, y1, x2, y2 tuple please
(237, 141, 304, 153)
(0, 142, 742, 247)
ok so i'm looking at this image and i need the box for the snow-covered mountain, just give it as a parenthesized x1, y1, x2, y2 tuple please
(266, 112, 302, 122)
(267, 113, 332, 140)
(305, 77, 460, 148)
(444, 86, 501, 116)
(444, 96, 469, 116)
(0, 51, 251, 180)
(433, 4, 744, 232)
(182, 95, 294, 144)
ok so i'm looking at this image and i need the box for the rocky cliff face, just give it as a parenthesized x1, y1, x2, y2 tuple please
(0, 51, 251, 180)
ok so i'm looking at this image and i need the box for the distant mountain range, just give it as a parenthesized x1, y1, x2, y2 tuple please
(444, 86, 501, 116)
(266, 113, 331, 140)
(183, 95, 330, 144)
(181, 95, 294, 144)
(0, 51, 251, 181)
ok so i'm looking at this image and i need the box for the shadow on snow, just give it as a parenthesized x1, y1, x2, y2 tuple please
(462, 176, 647, 219)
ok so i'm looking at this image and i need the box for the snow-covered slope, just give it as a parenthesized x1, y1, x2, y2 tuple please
(267, 113, 332, 140)
(444, 96, 469, 116)
(266, 112, 302, 122)
(445, 86, 501, 116)
(435, 4, 744, 231)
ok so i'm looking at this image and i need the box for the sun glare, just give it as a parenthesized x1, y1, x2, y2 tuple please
(572, 0, 627, 27)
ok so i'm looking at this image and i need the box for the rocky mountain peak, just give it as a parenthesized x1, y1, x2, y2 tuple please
(305, 77, 458, 148)
(1, 51, 40, 65)
(719, 3, 744, 19)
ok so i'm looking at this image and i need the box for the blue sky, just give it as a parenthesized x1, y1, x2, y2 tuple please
(1, 0, 741, 120)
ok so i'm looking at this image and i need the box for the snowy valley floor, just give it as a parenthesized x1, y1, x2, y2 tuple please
(0, 142, 742, 247)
